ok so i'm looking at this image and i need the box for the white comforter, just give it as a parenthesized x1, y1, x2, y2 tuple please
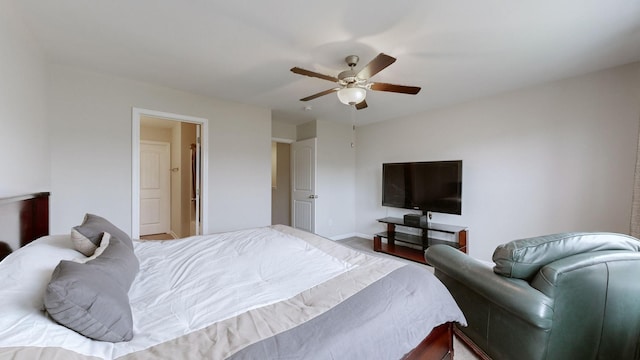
(0, 227, 355, 359)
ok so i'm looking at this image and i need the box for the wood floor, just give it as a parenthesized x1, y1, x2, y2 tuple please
(139, 233, 175, 240)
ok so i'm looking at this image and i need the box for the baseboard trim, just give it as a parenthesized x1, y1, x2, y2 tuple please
(329, 233, 357, 241)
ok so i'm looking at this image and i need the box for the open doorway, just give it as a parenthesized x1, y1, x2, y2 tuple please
(271, 141, 291, 226)
(132, 108, 208, 240)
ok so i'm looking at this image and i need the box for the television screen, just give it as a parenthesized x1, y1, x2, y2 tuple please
(382, 160, 462, 215)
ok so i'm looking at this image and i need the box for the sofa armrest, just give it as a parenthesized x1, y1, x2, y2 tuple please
(532, 250, 640, 297)
(425, 245, 554, 329)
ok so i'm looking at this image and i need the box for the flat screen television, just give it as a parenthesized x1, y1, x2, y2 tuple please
(382, 160, 462, 215)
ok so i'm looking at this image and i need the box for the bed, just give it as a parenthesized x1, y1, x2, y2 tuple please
(0, 193, 466, 360)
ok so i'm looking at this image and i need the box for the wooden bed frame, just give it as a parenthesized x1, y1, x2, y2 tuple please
(0, 192, 455, 360)
(0, 192, 49, 250)
(406, 322, 455, 360)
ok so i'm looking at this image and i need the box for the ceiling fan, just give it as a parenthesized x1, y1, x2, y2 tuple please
(290, 53, 421, 110)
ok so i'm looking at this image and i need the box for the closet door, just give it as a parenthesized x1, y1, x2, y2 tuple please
(140, 141, 170, 236)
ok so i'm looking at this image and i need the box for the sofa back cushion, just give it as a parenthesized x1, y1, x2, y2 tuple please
(492, 232, 640, 280)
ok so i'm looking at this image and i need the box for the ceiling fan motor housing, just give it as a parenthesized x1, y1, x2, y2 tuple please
(345, 55, 359, 68)
(338, 70, 361, 86)
(339, 55, 364, 86)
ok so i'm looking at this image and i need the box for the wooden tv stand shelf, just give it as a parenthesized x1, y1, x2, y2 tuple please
(373, 217, 467, 264)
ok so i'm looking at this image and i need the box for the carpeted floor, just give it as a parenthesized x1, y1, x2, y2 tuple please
(337, 236, 481, 360)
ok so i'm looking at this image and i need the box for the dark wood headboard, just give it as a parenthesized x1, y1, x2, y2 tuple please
(0, 192, 50, 253)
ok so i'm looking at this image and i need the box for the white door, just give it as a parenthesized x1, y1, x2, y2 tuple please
(140, 141, 171, 235)
(291, 138, 317, 232)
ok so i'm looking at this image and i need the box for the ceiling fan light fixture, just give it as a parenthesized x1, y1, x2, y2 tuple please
(292, 53, 420, 110)
(337, 87, 366, 105)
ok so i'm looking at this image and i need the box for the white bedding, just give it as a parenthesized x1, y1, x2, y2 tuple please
(0, 227, 355, 359)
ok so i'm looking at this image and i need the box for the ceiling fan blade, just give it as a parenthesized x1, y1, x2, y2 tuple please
(356, 53, 396, 79)
(291, 67, 339, 83)
(369, 82, 421, 95)
(300, 88, 340, 102)
(355, 100, 368, 110)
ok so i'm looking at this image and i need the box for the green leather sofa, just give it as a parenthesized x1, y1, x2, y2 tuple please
(425, 232, 640, 360)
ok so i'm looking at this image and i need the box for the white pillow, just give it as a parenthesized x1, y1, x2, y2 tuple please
(73, 233, 110, 263)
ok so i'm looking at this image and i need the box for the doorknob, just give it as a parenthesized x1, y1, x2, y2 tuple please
(308, 195, 318, 199)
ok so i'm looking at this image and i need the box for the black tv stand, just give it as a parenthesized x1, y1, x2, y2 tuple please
(373, 217, 467, 264)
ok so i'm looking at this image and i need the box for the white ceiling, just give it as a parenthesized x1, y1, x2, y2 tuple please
(14, 0, 640, 126)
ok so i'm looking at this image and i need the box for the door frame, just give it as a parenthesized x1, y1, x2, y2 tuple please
(131, 107, 209, 239)
(271, 138, 294, 226)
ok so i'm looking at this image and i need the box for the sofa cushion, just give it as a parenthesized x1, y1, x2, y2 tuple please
(44, 236, 139, 342)
(71, 213, 133, 256)
(492, 232, 640, 280)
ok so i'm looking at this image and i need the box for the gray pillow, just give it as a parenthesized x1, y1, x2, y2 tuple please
(44, 236, 139, 342)
(493, 232, 640, 280)
(71, 213, 133, 256)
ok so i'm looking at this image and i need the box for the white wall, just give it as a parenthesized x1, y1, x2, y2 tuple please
(356, 62, 640, 261)
(297, 121, 316, 140)
(272, 120, 296, 141)
(47, 64, 272, 236)
(315, 120, 356, 239)
(0, 0, 49, 198)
